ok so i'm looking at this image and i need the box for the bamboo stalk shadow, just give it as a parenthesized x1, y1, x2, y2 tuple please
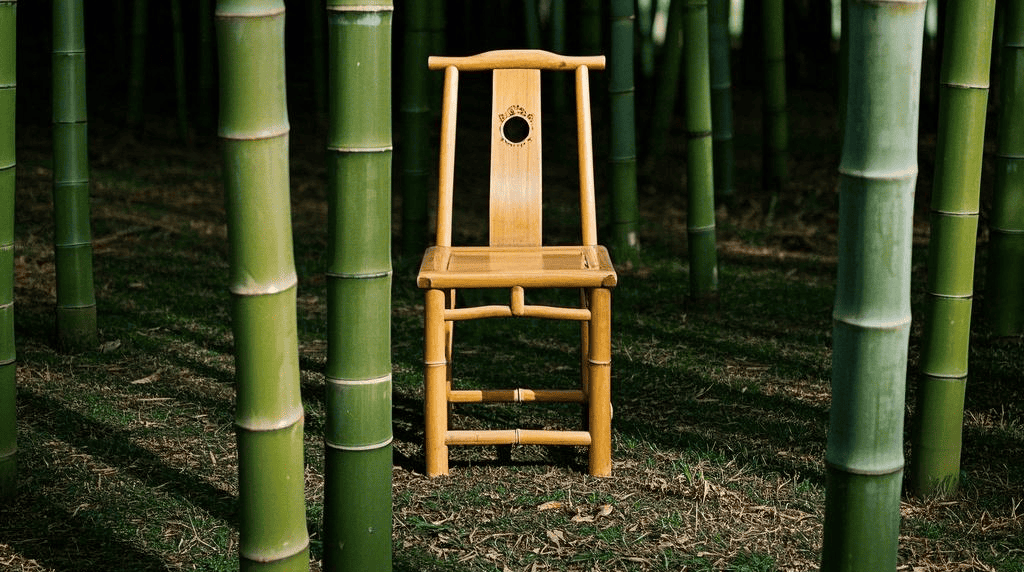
(0, 489, 172, 571)
(17, 390, 237, 524)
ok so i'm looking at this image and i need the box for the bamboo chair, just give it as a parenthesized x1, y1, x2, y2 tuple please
(418, 50, 617, 477)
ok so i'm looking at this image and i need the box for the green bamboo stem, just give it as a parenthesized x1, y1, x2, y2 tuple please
(636, 0, 655, 78)
(524, 0, 541, 50)
(579, 0, 602, 55)
(323, 2, 393, 570)
(550, 0, 567, 111)
(400, 0, 429, 257)
(428, 0, 444, 117)
(53, 0, 96, 352)
(170, 0, 188, 141)
(708, 0, 734, 201)
(609, 0, 640, 261)
(127, 0, 146, 125)
(0, 0, 16, 499)
(910, 0, 996, 497)
(311, 0, 326, 120)
(216, 1, 309, 570)
(821, 1, 925, 569)
(647, 0, 683, 162)
(987, 0, 1024, 336)
(198, 0, 215, 131)
(684, 0, 718, 298)
(762, 0, 787, 195)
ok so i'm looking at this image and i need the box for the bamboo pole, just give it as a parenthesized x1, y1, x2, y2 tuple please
(684, 0, 718, 298)
(550, 0, 567, 111)
(609, 0, 640, 261)
(0, 0, 15, 499)
(986, 0, 1024, 336)
(198, 0, 215, 132)
(647, 0, 684, 162)
(215, 1, 309, 570)
(53, 0, 97, 352)
(762, 0, 787, 198)
(170, 0, 188, 141)
(910, 0, 996, 497)
(127, 0, 146, 126)
(821, 1, 925, 569)
(636, 0, 655, 78)
(708, 0, 734, 201)
(580, 0, 602, 55)
(323, 1, 393, 570)
(310, 0, 326, 120)
(400, 0, 429, 257)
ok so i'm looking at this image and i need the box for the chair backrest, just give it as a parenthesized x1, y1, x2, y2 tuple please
(428, 50, 606, 248)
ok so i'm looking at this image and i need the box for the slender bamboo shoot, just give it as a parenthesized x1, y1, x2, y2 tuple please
(762, 0, 787, 196)
(0, 0, 15, 499)
(609, 0, 640, 260)
(53, 0, 97, 352)
(401, 0, 429, 257)
(684, 0, 718, 297)
(708, 0, 734, 200)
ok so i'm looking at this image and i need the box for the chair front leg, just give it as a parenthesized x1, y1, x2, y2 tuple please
(587, 287, 612, 477)
(425, 288, 449, 476)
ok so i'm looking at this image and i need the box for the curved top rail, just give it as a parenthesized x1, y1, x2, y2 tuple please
(428, 49, 605, 72)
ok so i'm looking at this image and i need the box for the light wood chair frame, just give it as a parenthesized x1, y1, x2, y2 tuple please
(417, 50, 617, 477)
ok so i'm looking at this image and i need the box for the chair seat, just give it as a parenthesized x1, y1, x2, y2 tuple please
(418, 245, 618, 289)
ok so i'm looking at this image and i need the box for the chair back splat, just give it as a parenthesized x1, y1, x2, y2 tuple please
(417, 50, 616, 477)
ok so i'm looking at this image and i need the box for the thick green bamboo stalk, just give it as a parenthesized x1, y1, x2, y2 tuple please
(400, 0, 429, 257)
(708, 0, 733, 201)
(647, 0, 683, 161)
(127, 0, 146, 125)
(822, 2, 925, 569)
(170, 0, 188, 141)
(683, 0, 717, 297)
(323, 2, 393, 571)
(0, 0, 16, 499)
(216, 2, 309, 570)
(910, 0, 996, 497)
(987, 0, 1024, 336)
(762, 0, 787, 194)
(609, 0, 640, 261)
(53, 0, 96, 352)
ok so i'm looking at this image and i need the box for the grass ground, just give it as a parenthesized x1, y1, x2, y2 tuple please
(0, 78, 1021, 571)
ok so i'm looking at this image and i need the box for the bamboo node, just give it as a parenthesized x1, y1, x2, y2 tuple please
(325, 436, 394, 451)
(325, 373, 392, 386)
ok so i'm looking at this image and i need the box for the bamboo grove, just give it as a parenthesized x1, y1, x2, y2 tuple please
(323, 1, 394, 570)
(0, 0, 14, 500)
(52, 0, 96, 351)
(822, 1, 925, 569)
(216, 1, 310, 569)
(0, 2, 1019, 570)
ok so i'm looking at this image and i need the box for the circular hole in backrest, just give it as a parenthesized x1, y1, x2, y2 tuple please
(501, 115, 530, 144)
